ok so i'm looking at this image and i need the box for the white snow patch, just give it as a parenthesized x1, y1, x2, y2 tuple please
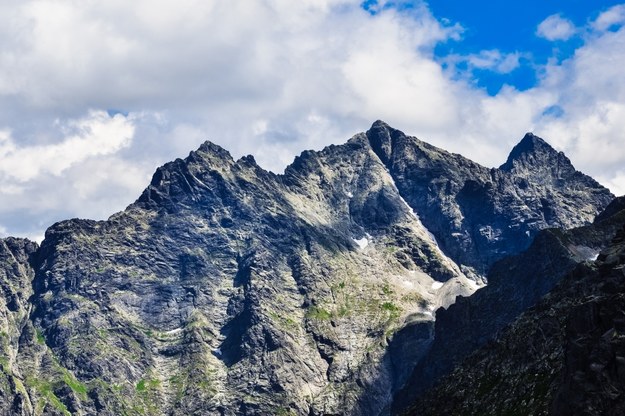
(353, 237, 369, 249)
(402, 280, 415, 288)
(213, 348, 222, 356)
(346, 191, 353, 198)
(466, 279, 480, 289)
(431, 281, 444, 290)
(397, 194, 440, 245)
(571, 245, 600, 262)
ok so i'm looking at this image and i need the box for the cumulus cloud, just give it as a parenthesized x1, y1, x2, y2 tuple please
(536, 14, 577, 41)
(448, 50, 522, 74)
(0, 111, 134, 182)
(0, 0, 623, 239)
(592, 4, 625, 31)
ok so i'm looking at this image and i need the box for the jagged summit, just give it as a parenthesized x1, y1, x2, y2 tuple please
(500, 132, 571, 172)
(365, 120, 402, 165)
(1, 122, 612, 416)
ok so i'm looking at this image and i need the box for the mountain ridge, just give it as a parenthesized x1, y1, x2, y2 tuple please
(0, 121, 615, 415)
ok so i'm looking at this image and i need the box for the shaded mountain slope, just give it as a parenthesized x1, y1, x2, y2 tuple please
(406, 209, 625, 416)
(394, 199, 625, 413)
(366, 125, 611, 275)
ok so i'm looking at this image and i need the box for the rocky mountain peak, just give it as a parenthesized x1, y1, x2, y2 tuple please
(366, 119, 403, 164)
(500, 132, 572, 173)
(0, 122, 615, 416)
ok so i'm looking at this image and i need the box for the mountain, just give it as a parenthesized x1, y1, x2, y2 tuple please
(0, 122, 613, 415)
(405, 207, 625, 416)
(394, 197, 625, 413)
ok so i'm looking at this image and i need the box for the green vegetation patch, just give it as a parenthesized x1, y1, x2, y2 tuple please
(35, 329, 46, 345)
(26, 377, 71, 416)
(63, 370, 88, 399)
(306, 306, 332, 320)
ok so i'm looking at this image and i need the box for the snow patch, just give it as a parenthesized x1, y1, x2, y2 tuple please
(431, 281, 444, 290)
(571, 245, 600, 262)
(466, 279, 480, 289)
(353, 236, 369, 249)
(397, 194, 439, 245)
(213, 348, 222, 356)
(346, 191, 353, 198)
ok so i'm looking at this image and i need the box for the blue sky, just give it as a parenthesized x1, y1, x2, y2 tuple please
(364, 0, 624, 93)
(428, 0, 624, 93)
(0, 0, 624, 240)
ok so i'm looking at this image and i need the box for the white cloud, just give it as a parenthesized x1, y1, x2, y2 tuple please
(592, 4, 625, 32)
(0, 111, 134, 182)
(536, 14, 577, 41)
(466, 50, 522, 73)
(597, 170, 625, 196)
(0, 0, 623, 239)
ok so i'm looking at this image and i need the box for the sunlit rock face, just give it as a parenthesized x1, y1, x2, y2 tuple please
(0, 121, 612, 415)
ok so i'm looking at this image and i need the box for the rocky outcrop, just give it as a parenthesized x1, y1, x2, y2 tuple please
(0, 122, 613, 415)
(404, 208, 625, 416)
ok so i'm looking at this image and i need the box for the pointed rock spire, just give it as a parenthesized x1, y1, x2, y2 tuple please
(500, 132, 569, 172)
(366, 120, 400, 165)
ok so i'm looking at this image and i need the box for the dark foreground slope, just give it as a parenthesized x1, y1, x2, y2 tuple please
(394, 201, 625, 412)
(406, 209, 625, 415)
(0, 122, 613, 415)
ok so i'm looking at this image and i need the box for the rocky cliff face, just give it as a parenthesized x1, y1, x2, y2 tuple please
(367, 126, 611, 275)
(0, 122, 613, 415)
(0, 238, 39, 416)
(394, 200, 625, 413)
(406, 207, 625, 416)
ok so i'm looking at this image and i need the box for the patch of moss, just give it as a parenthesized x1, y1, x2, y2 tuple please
(385, 245, 399, 254)
(381, 301, 401, 320)
(0, 356, 9, 373)
(381, 302, 399, 312)
(26, 377, 71, 416)
(382, 283, 393, 295)
(135, 379, 146, 392)
(63, 370, 88, 399)
(136, 378, 160, 393)
(275, 407, 297, 416)
(269, 312, 299, 331)
(35, 329, 45, 345)
(306, 306, 332, 320)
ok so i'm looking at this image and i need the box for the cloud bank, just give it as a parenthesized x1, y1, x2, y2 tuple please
(0, 0, 624, 240)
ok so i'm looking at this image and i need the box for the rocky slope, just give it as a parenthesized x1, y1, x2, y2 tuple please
(394, 197, 625, 413)
(405, 208, 625, 416)
(0, 121, 613, 415)
(0, 238, 39, 415)
(368, 126, 612, 275)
